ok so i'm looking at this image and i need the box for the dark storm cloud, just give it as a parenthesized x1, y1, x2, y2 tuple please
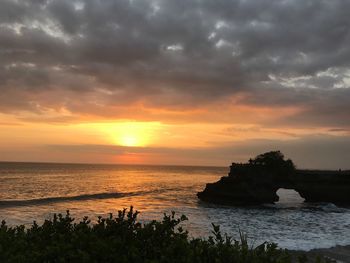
(0, 0, 350, 126)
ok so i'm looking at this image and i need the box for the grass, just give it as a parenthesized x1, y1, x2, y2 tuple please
(0, 207, 330, 263)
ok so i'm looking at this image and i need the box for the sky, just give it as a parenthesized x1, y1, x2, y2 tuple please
(0, 0, 350, 168)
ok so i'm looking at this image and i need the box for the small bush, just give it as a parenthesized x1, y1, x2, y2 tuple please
(0, 207, 327, 262)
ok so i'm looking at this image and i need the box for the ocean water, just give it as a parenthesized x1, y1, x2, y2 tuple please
(0, 162, 349, 251)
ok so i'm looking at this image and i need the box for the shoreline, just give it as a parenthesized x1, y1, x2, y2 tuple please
(289, 245, 350, 262)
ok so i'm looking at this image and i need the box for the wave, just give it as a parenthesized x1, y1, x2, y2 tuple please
(304, 203, 348, 213)
(0, 192, 139, 208)
(262, 202, 348, 213)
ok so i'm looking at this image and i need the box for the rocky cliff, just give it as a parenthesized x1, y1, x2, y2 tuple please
(197, 151, 350, 206)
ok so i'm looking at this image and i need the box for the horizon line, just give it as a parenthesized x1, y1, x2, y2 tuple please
(1, 160, 349, 172)
(0, 160, 227, 169)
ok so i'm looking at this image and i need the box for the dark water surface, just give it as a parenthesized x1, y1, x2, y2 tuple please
(1, 162, 349, 250)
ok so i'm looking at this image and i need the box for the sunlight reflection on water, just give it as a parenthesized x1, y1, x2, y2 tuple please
(1, 162, 349, 251)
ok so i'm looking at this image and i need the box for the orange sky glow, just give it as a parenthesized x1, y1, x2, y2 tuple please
(1, 104, 349, 168)
(1, 0, 350, 169)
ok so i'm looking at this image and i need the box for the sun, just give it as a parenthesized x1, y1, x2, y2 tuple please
(120, 135, 138, 147)
(91, 121, 162, 147)
(113, 123, 150, 147)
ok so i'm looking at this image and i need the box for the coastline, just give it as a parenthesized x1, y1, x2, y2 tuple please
(289, 245, 350, 262)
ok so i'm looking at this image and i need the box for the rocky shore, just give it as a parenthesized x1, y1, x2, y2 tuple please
(198, 151, 350, 206)
(289, 245, 350, 263)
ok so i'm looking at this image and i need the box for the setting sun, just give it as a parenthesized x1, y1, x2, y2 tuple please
(111, 122, 157, 147)
(119, 135, 138, 147)
(85, 121, 163, 147)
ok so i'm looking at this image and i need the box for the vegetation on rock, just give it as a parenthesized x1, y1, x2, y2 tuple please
(247, 151, 296, 176)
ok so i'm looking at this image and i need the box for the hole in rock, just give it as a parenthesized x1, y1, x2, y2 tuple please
(276, 188, 305, 204)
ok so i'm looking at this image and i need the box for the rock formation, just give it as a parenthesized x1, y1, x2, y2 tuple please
(197, 151, 350, 206)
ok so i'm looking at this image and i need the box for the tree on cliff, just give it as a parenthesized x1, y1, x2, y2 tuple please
(248, 151, 295, 175)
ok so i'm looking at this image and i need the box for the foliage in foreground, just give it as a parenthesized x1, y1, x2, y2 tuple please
(0, 207, 328, 263)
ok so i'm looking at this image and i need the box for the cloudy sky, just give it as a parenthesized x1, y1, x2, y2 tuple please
(1, 0, 350, 168)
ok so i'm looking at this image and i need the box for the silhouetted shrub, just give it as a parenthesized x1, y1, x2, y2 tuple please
(248, 151, 296, 176)
(0, 207, 328, 262)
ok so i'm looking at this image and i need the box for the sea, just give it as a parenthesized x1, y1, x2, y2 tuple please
(0, 162, 349, 251)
